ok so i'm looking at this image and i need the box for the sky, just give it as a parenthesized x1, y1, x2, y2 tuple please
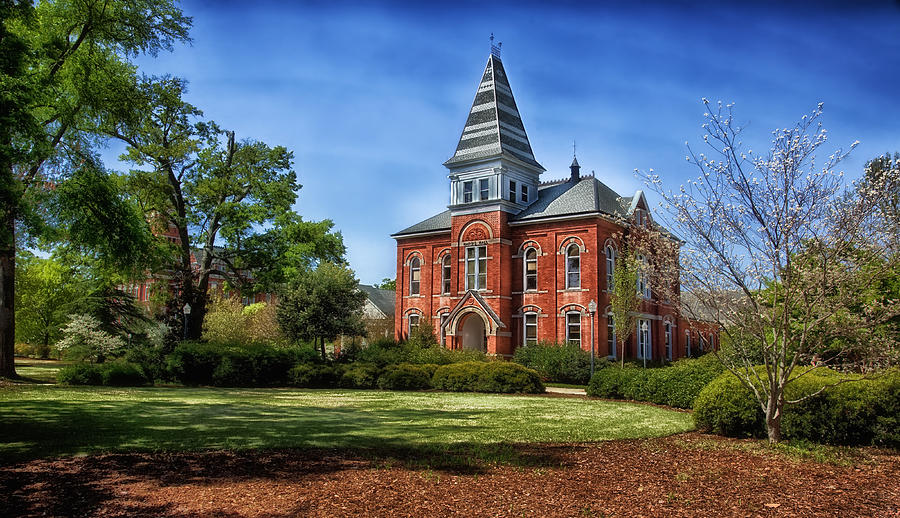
(102, 0, 900, 285)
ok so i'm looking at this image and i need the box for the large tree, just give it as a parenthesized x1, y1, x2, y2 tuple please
(108, 76, 345, 339)
(0, 0, 191, 377)
(641, 101, 900, 442)
(276, 262, 366, 361)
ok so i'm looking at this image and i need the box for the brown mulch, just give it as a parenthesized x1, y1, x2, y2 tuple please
(1, 433, 898, 517)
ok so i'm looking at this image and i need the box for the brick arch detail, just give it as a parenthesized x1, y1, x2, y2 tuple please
(458, 220, 493, 244)
(517, 304, 544, 315)
(603, 238, 618, 254)
(558, 236, 587, 254)
(404, 250, 423, 265)
(517, 240, 543, 255)
(433, 248, 452, 264)
(446, 306, 497, 336)
(558, 303, 586, 316)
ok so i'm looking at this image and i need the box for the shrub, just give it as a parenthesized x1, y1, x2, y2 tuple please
(167, 341, 312, 387)
(339, 363, 381, 389)
(167, 341, 222, 385)
(353, 337, 489, 367)
(693, 370, 764, 437)
(432, 362, 484, 392)
(100, 361, 149, 387)
(58, 363, 103, 385)
(475, 362, 544, 394)
(513, 342, 592, 384)
(377, 363, 432, 391)
(202, 296, 285, 346)
(288, 363, 342, 388)
(212, 350, 256, 387)
(124, 345, 169, 382)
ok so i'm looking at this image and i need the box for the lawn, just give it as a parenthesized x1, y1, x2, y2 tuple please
(0, 385, 693, 463)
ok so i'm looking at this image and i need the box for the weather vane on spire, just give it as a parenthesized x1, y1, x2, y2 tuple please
(490, 33, 502, 58)
(573, 140, 577, 158)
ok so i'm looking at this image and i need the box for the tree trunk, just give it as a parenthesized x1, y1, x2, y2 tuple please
(0, 213, 16, 378)
(765, 387, 784, 443)
(320, 337, 326, 361)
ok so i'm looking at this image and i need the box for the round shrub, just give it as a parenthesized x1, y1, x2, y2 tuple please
(340, 363, 381, 389)
(167, 341, 221, 385)
(58, 363, 103, 385)
(212, 351, 255, 387)
(432, 362, 484, 392)
(288, 363, 341, 388)
(475, 362, 544, 393)
(100, 361, 149, 386)
(586, 365, 639, 399)
(377, 364, 432, 391)
(693, 371, 764, 438)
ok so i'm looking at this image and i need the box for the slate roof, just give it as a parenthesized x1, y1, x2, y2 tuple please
(359, 284, 395, 317)
(443, 55, 543, 170)
(393, 176, 636, 237)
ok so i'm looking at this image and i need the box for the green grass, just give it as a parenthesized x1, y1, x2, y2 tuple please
(545, 382, 588, 389)
(0, 385, 694, 463)
(11, 359, 68, 384)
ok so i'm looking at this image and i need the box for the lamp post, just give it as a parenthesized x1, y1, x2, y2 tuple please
(641, 320, 648, 369)
(588, 299, 597, 378)
(183, 303, 192, 341)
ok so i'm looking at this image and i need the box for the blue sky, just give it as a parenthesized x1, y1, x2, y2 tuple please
(103, 0, 900, 285)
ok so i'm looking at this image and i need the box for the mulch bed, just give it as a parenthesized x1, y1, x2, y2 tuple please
(1, 433, 897, 517)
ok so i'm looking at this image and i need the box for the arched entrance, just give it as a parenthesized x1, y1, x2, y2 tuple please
(459, 313, 486, 352)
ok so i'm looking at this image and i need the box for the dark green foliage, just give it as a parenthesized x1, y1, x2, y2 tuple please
(418, 363, 440, 379)
(475, 362, 544, 394)
(432, 361, 544, 394)
(58, 361, 148, 386)
(693, 370, 764, 437)
(57, 363, 103, 386)
(512, 342, 593, 384)
(352, 337, 488, 367)
(432, 362, 485, 392)
(339, 363, 381, 389)
(288, 363, 342, 388)
(167, 341, 306, 387)
(586, 354, 724, 409)
(693, 368, 900, 447)
(99, 361, 149, 387)
(124, 345, 168, 382)
(376, 364, 432, 391)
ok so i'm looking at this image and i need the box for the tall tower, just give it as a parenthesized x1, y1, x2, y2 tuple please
(444, 45, 544, 216)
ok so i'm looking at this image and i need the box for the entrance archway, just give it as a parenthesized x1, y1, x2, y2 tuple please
(459, 313, 486, 352)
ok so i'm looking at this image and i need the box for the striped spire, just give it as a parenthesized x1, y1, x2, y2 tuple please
(444, 54, 544, 171)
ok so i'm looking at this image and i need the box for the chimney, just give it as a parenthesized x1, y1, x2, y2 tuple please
(570, 156, 581, 182)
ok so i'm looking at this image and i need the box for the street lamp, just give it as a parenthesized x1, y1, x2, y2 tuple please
(183, 303, 192, 341)
(640, 320, 648, 369)
(587, 299, 597, 378)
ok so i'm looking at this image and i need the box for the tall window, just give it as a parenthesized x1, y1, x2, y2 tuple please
(409, 257, 421, 295)
(605, 245, 615, 290)
(685, 330, 692, 357)
(408, 314, 420, 335)
(565, 244, 580, 289)
(509, 180, 517, 202)
(637, 319, 651, 360)
(664, 322, 672, 361)
(479, 178, 489, 200)
(465, 245, 487, 290)
(524, 248, 537, 291)
(463, 181, 473, 203)
(566, 311, 581, 346)
(636, 253, 650, 299)
(524, 312, 538, 346)
(440, 313, 449, 345)
(521, 184, 529, 203)
(709, 333, 715, 351)
(441, 255, 451, 294)
(607, 314, 616, 358)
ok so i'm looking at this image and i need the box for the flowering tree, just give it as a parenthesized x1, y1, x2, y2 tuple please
(641, 101, 900, 443)
(608, 250, 640, 368)
(55, 314, 125, 364)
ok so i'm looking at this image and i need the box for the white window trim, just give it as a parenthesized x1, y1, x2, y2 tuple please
(637, 319, 651, 360)
(441, 255, 451, 294)
(607, 314, 616, 359)
(566, 311, 582, 346)
(509, 180, 517, 202)
(523, 311, 538, 347)
(605, 246, 615, 290)
(565, 244, 581, 289)
(465, 245, 487, 291)
(685, 330, 692, 357)
(408, 314, 420, 336)
(409, 257, 421, 295)
(463, 181, 473, 203)
(664, 322, 672, 361)
(479, 178, 489, 201)
(521, 184, 529, 203)
(524, 247, 537, 292)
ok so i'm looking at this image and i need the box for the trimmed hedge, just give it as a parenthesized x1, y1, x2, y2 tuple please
(693, 368, 900, 447)
(351, 338, 488, 367)
(377, 364, 432, 390)
(339, 363, 381, 389)
(288, 364, 344, 388)
(512, 342, 594, 384)
(586, 354, 724, 409)
(167, 341, 309, 387)
(58, 361, 149, 387)
(432, 361, 544, 394)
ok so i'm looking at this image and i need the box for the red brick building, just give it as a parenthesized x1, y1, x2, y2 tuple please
(392, 49, 716, 360)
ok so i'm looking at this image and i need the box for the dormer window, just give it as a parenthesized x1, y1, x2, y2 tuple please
(479, 178, 489, 200)
(509, 180, 517, 202)
(463, 181, 473, 203)
(521, 184, 528, 203)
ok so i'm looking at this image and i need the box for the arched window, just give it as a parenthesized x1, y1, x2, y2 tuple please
(685, 330, 692, 357)
(408, 314, 420, 336)
(409, 257, 421, 295)
(439, 313, 449, 345)
(709, 333, 715, 351)
(605, 245, 615, 290)
(664, 322, 673, 361)
(565, 244, 580, 289)
(607, 314, 616, 358)
(523, 312, 538, 346)
(441, 255, 451, 294)
(636, 253, 650, 299)
(566, 311, 581, 346)
(637, 319, 651, 360)
(524, 248, 537, 291)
